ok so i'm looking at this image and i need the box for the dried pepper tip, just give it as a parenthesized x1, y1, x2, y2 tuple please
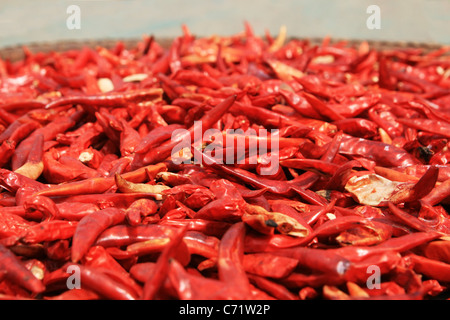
(114, 173, 171, 199)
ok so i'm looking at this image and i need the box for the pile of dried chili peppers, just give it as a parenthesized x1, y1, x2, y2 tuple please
(0, 24, 450, 300)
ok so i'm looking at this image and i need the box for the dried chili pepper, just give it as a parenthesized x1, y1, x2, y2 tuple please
(0, 25, 448, 301)
(71, 207, 126, 262)
(0, 244, 45, 294)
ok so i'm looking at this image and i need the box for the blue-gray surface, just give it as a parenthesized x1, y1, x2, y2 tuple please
(0, 0, 449, 48)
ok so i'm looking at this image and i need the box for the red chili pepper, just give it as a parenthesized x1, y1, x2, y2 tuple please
(406, 253, 450, 283)
(11, 109, 84, 170)
(22, 220, 78, 244)
(125, 198, 158, 226)
(45, 88, 163, 110)
(94, 224, 175, 248)
(216, 222, 252, 298)
(339, 135, 420, 167)
(421, 240, 450, 264)
(34, 162, 167, 197)
(159, 219, 232, 237)
(332, 118, 378, 139)
(46, 288, 100, 300)
(243, 253, 298, 279)
(0, 244, 45, 293)
(141, 224, 188, 299)
(82, 245, 143, 297)
(23, 195, 60, 221)
(167, 258, 238, 299)
(270, 246, 351, 278)
(71, 264, 139, 300)
(71, 207, 126, 262)
(248, 274, 298, 300)
(397, 118, 450, 139)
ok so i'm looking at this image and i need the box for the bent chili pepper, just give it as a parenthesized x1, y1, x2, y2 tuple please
(0, 244, 45, 294)
(141, 224, 188, 300)
(71, 207, 126, 263)
(217, 222, 252, 299)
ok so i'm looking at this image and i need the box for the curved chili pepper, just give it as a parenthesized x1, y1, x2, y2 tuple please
(0, 244, 45, 293)
(159, 219, 232, 237)
(44, 88, 163, 110)
(174, 69, 223, 90)
(243, 253, 298, 279)
(339, 136, 420, 167)
(217, 222, 252, 299)
(72, 264, 139, 300)
(368, 104, 404, 139)
(397, 118, 450, 139)
(387, 202, 437, 234)
(4, 119, 40, 146)
(406, 253, 450, 283)
(11, 109, 84, 170)
(119, 237, 190, 264)
(333, 231, 441, 263)
(248, 274, 298, 300)
(301, 92, 346, 121)
(34, 162, 167, 197)
(22, 220, 78, 244)
(94, 224, 178, 248)
(269, 246, 351, 278)
(0, 211, 33, 243)
(71, 207, 126, 262)
(82, 245, 143, 296)
(23, 195, 60, 221)
(167, 258, 239, 299)
(0, 101, 46, 112)
(332, 118, 378, 139)
(421, 240, 450, 264)
(46, 288, 100, 300)
(279, 89, 322, 119)
(133, 124, 184, 155)
(14, 133, 44, 180)
(141, 224, 188, 300)
(280, 159, 340, 176)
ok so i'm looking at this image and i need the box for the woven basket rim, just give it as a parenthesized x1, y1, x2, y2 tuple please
(0, 36, 447, 62)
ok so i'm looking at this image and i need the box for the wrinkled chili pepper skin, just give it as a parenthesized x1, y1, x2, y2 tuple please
(0, 244, 45, 293)
(141, 225, 188, 300)
(0, 25, 449, 300)
(44, 88, 163, 110)
(217, 222, 252, 299)
(72, 264, 139, 300)
(71, 207, 126, 263)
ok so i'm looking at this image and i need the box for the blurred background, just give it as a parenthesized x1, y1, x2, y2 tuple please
(0, 0, 449, 48)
